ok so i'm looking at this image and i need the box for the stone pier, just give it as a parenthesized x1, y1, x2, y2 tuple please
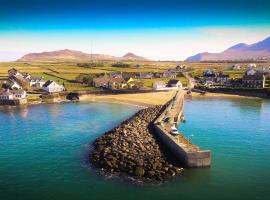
(153, 90, 211, 168)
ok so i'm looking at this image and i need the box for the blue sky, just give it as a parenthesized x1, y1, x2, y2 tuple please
(1, 0, 270, 61)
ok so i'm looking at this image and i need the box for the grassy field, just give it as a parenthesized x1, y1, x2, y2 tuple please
(1, 61, 269, 91)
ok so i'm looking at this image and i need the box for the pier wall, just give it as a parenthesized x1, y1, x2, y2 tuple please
(0, 99, 27, 106)
(153, 91, 211, 168)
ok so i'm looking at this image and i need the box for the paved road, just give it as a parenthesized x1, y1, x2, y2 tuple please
(183, 72, 196, 89)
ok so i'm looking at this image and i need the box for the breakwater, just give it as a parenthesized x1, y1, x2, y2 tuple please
(154, 91, 211, 167)
(90, 106, 183, 183)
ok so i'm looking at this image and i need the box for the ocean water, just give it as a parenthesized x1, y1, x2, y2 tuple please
(0, 99, 269, 200)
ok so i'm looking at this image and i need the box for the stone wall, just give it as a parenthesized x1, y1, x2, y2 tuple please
(153, 91, 211, 168)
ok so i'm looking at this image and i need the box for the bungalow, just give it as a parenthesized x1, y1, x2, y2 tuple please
(10, 80, 22, 90)
(245, 68, 257, 76)
(216, 74, 229, 84)
(8, 68, 24, 79)
(247, 63, 256, 69)
(139, 72, 153, 79)
(257, 67, 270, 74)
(162, 71, 178, 78)
(22, 73, 32, 81)
(29, 77, 46, 88)
(153, 81, 166, 90)
(0, 89, 26, 100)
(109, 72, 122, 78)
(225, 65, 241, 70)
(93, 77, 110, 88)
(203, 69, 215, 76)
(108, 78, 127, 90)
(204, 73, 216, 82)
(153, 72, 163, 78)
(122, 72, 138, 79)
(131, 81, 144, 89)
(42, 80, 65, 93)
(167, 79, 182, 88)
(176, 65, 187, 71)
(242, 74, 265, 88)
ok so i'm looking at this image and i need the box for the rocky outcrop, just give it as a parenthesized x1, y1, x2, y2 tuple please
(89, 106, 183, 183)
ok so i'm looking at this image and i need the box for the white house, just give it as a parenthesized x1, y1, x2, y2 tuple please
(153, 81, 166, 90)
(29, 77, 46, 88)
(246, 69, 257, 76)
(167, 79, 182, 88)
(10, 80, 22, 90)
(0, 89, 26, 100)
(247, 63, 256, 69)
(42, 80, 65, 93)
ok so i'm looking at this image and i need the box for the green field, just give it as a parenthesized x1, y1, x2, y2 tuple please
(1, 61, 269, 91)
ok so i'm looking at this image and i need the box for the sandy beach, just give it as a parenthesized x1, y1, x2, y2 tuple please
(79, 91, 177, 107)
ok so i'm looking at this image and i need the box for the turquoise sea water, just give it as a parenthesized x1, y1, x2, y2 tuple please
(0, 99, 269, 200)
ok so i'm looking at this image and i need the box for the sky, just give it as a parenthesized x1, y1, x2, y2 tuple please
(0, 0, 270, 61)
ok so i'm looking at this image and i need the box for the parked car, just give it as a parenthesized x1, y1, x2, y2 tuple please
(170, 127, 179, 135)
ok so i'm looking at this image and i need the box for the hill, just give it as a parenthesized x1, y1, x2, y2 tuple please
(185, 36, 270, 61)
(17, 49, 149, 62)
(122, 52, 148, 61)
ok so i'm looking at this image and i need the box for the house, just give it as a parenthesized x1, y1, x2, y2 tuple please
(124, 78, 144, 89)
(108, 78, 127, 90)
(162, 71, 178, 78)
(153, 81, 166, 90)
(203, 69, 215, 76)
(10, 80, 22, 90)
(153, 72, 163, 78)
(231, 78, 244, 88)
(257, 67, 270, 74)
(176, 65, 187, 71)
(135, 64, 143, 69)
(8, 68, 24, 79)
(22, 73, 32, 81)
(247, 63, 256, 69)
(225, 65, 241, 70)
(216, 74, 229, 84)
(204, 73, 216, 82)
(122, 72, 138, 79)
(167, 79, 182, 88)
(203, 71, 229, 85)
(139, 72, 153, 79)
(93, 77, 110, 88)
(42, 80, 65, 93)
(245, 68, 257, 76)
(242, 74, 265, 88)
(0, 89, 26, 100)
(131, 81, 144, 89)
(109, 72, 122, 78)
(29, 77, 46, 88)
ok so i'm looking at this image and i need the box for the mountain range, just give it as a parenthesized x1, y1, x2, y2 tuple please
(185, 36, 270, 61)
(17, 49, 149, 62)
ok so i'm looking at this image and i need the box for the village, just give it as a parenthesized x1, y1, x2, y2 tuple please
(0, 65, 185, 105)
(194, 63, 270, 89)
(1, 61, 270, 106)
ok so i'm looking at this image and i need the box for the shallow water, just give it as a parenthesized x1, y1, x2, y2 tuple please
(0, 99, 269, 200)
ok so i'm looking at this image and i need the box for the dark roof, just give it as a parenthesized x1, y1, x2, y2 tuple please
(204, 74, 216, 77)
(243, 74, 264, 81)
(218, 74, 229, 78)
(168, 79, 180, 85)
(43, 80, 54, 87)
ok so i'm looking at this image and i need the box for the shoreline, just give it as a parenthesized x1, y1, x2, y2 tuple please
(0, 90, 266, 109)
(191, 91, 264, 99)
